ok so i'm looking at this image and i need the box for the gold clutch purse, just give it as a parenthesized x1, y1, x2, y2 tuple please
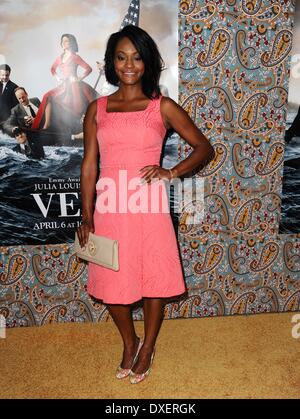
(74, 232, 119, 271)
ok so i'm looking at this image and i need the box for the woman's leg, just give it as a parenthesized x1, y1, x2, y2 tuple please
(42, 101, 52, 129)
(131, 298, 165, 374)
(107, 304, 140, 369)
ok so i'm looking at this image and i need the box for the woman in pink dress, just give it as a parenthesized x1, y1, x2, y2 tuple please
(77, 25, 214, 384)
(32, 34, 98, 131)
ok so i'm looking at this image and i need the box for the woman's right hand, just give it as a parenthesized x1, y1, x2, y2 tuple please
(77, 219, 95, 248)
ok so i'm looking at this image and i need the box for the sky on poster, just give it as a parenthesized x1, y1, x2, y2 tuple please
(0, 0, 178, 100)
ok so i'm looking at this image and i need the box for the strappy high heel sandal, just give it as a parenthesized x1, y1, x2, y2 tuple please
(129, 347, 155, 384)
(115, 338, 143, 379)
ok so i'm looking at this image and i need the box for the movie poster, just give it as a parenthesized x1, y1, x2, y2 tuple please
(0, 0, 178, 245)
(280, 1, 300, 233)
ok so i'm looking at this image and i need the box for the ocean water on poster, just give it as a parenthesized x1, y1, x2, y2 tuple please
(280, 138, 300, 233)
(280, 114, 300, 234)
(0, 134, 83, 245)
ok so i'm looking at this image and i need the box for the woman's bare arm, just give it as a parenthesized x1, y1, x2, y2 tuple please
(77, 100, 98, 246)
(161, 96, 215, 177)
(139, 97, 215, 183)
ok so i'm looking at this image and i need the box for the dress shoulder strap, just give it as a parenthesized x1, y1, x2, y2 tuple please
(150, 94, 163, 112)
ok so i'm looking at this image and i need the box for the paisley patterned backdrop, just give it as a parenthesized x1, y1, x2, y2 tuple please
(1, 0, 300, 327)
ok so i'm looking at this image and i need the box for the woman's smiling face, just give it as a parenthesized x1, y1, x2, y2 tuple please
(113, 37, 145, 86)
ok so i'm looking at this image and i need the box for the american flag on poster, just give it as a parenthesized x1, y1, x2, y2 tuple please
(120, 0, 140, 29)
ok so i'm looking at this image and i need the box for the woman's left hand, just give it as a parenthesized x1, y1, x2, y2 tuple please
(139, 165, 171, 183)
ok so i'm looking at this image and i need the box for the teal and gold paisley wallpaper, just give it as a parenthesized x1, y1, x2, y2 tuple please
(1, 0, 299, 327)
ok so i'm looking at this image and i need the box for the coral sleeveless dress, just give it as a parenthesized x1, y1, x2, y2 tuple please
(87, 94, 186, 305)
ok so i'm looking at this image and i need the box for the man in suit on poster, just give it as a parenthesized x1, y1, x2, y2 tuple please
(12, 127, 45, 160)
(3, 87, 41, 136)
(0, 64, 19, 126)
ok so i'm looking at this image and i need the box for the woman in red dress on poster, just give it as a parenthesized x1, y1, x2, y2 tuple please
(32, 34, 98, 132)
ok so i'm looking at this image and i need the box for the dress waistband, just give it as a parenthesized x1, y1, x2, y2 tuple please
(100, 163, 160, 169)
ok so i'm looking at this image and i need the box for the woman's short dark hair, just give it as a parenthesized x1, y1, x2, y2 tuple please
(104, 25, 165, 99)
(61, 34, 78, 53)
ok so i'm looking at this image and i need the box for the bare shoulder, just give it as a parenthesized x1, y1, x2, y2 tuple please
(84, 99, 98, 123)
(161, 96, 180, 111)
(160, 96, 187, 129)
(86, 99, 98, 114)
(160, 96, 184, 117)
